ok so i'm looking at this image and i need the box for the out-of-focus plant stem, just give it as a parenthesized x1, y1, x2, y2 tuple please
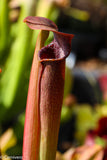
(36, 0, 59, 21)
(1, 1, 36, 109)
(0, 0, 9, 61)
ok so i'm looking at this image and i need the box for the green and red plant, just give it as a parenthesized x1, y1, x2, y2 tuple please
(22, 16, 74, 160)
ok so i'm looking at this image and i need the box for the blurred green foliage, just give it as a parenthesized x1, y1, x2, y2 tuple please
(0, 0, 107, 156)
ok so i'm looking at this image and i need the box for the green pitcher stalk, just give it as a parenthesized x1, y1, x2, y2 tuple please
(22, 16, 74, 160)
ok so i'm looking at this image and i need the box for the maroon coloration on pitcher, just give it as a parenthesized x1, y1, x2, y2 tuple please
(22, 16, 74, 160)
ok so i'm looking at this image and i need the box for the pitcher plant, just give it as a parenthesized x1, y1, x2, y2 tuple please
(22, 16, 74, 160)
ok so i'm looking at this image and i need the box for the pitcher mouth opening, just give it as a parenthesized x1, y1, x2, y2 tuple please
(38, 40, 65, 62)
